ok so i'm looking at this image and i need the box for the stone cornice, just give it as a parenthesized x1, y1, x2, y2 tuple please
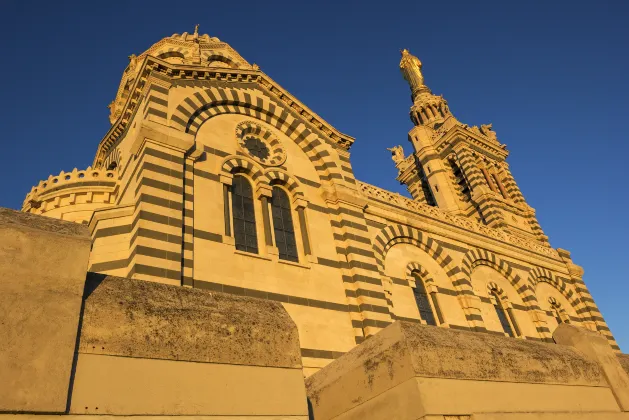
(435, 124, 509, 161)
(94, 57, 355, 167)
(357, 181, 559, 261)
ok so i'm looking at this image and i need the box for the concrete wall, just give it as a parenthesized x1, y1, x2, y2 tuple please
(0, 208, 90, 413)
(306, 321, 629, 420)
(0, 208, 308, 418)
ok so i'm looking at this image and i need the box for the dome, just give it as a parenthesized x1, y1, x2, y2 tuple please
(108, 26, 254, 124)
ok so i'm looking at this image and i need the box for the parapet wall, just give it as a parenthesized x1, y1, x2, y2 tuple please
(0, 207, 308, 419)
(70, 274, 306, 416)
(307, 321, 629, 420)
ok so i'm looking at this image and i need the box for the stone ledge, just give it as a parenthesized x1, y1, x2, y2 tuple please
(79, 273, 302, 369)
(0, 207, 89, 238)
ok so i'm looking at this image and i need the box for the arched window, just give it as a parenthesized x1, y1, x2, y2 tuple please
(271, 186, 298, 262)
(231, 175, 258, 254)
(549, 297, 568, 325)
(412, 272, 437, 326)
(491, 291, 514, 337)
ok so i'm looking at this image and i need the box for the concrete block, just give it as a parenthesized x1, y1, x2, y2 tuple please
(0, 208, 91, 412)
(554, 323, 629, 411)
(307, 321, 612, 420)
(71, 274, 306, 416)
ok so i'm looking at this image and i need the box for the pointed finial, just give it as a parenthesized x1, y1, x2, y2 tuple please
(194, 24, 199, 35)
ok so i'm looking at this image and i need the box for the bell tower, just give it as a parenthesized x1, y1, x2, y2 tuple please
(390, 49, 548, 244)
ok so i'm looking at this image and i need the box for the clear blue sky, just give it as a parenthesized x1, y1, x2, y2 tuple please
(1, 1, 627, 349)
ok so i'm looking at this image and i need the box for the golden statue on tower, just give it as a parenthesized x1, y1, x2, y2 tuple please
(399, 49, 425, 95)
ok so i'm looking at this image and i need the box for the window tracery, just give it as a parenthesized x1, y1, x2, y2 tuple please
(231, 175, 258, 254)
(271, 186, 298, 262)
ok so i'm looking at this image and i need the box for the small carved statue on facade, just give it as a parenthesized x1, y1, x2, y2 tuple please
(469, 125, 482, 136)
(387, 145, 405, 165)
(128, 54, 138, 71)
(252, 63, 260, 70)
(480, 123, 498, 142)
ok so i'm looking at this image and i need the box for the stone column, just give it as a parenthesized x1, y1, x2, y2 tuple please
(322, 187, 392, 341)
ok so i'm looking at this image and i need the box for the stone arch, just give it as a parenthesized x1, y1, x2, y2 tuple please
(220, 156, 264, 185)
(204, 52, 237, 68)
(527, 267, 585, 315)
(262, 169, 304, 198)
(460, 248, 538, 310)
(405, 262, 434, 284)
(169, 87, 342, 185)
(372, 224, 473, 295)
(152, 47, 192, 63)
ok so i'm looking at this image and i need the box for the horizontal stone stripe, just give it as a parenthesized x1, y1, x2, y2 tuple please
(345, 288, 387, 300)
(145, 108, 168, 119)
(391, 277, 409, 286)
(133, 263, 180, 280)
(317, 257, 344, 268)
(136, 162, 183, 179)
(346, 259, 379, 272)
(448, 324, 472, 332)
(358, 303, 390, 314)
(301, 348, 345, 360)
(89, 259, 128, 272)
(193, 229, 223, 243)
(332, 232, 372, 245)
(365, 219, 386, 229)
(435, 240, 469, 253)
(202, 145, 230, 157)
(134, 227, 182, 245)
(194, 168, 220, 181)
(139, 193, 183, 211)
(194, 279, 349, 312)
(295, 175, 321, 188)
(141, 147, 185, 166)
(308, 203, 329, 214)
(134, 210, 182, 228)
(331, 219, 369, 233)
(391, 315, 421, 324)
(342, 274, 382, 286)
(466, 313, 483, 321)
(150, 84, 169, 95)
(93, 224, 132, 239)
(135, 177, 184, 196)
(437, 286, 459, 296)
(359, 319, 392, 329)
(134, 245, 182, 262)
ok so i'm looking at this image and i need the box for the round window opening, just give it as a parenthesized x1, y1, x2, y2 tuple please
(243, 136, 270, 161)
(236, 121, 287, 167)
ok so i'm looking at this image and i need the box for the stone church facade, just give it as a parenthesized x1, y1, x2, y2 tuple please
(22, 28, 619, 377)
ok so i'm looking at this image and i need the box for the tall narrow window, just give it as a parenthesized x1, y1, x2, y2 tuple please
(412, 273, 437, 326)
(231, 175, 258, 254)
(492, 292, 514, 337)
(550, 298, 568, 325)
(491, 173, 508, 199)
(271, 186, 298, 262)
(449, 159, 472, 202)
(416, 158, 437, 207)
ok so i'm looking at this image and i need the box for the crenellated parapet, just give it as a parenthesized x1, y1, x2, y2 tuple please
(22, 167, 119, 223)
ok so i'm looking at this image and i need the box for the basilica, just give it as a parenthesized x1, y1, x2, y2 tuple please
(22, 27, 619, 379)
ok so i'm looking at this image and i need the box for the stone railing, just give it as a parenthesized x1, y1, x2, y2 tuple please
(357, 181, 558, 258)
(22, 167, 119, 214)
